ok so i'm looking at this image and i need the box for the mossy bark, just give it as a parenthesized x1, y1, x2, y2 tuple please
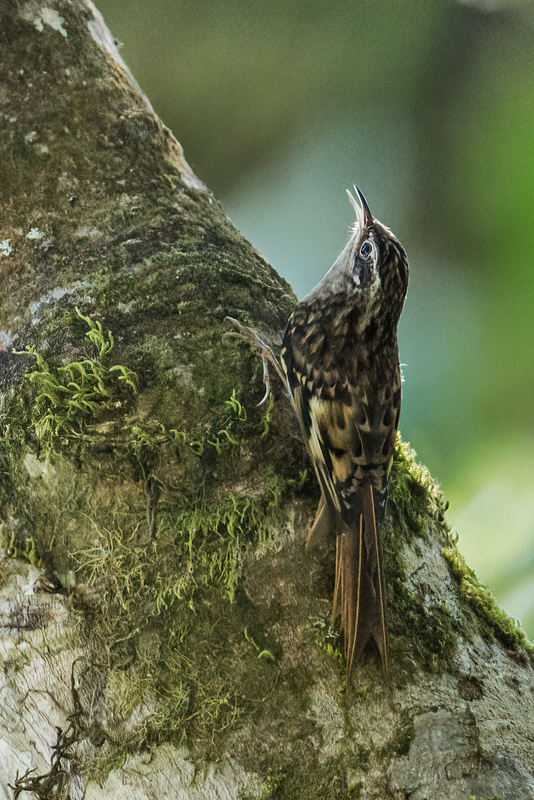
(1, 3, 533, 800)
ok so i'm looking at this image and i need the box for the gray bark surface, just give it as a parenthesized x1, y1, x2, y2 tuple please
(0, 3, 533, 800)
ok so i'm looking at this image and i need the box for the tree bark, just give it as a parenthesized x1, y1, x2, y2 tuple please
(0, 3, 533, 800)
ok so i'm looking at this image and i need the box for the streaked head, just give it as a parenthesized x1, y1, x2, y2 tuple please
(304, 185, 408, 325)
(346, 186, 379, 290)
(344, 186, 408, 311)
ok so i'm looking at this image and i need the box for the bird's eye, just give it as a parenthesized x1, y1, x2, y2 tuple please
(360, 240, 372, 259)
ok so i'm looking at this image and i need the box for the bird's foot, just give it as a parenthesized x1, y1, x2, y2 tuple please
(224, 317, 287, 405)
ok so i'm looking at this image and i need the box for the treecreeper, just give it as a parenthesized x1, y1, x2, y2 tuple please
(280, 187, 409, 678)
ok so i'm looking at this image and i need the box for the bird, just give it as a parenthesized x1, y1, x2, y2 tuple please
(279, 187, 409, 677)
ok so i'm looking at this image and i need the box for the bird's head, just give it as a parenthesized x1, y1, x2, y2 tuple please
(346, 185, 378, 290)
(305, 186, 409, 327)
(345, 186, 408, 301)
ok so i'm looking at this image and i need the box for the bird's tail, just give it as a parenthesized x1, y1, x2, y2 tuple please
(333, 482, 388, 678)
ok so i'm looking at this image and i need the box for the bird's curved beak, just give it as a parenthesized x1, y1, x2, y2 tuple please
(346, 185, 373, 239)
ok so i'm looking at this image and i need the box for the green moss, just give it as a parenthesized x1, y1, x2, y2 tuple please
(71, 491, 285, 768)
(85, 751, 128, 785)
(0, 303, 306, 775)
(381, 439, 459, 674)
(36, 454, 291, 773)
(442, 546, 532, 655)
(389, 437, 446, 540)
(1, 329, 306, 778)
(1, 530, 41, 568)
(12, 308, 136, 450)
(245, 759, 361, 800)
(310, 615, 343, 665)
(388, 580, 458, 674)
(387, 439, 533, 666)
(260, 772, 283, 797)
(469, 796, 501, 800)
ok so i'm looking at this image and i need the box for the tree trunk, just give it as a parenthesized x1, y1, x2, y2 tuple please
(0, 3, 533, 799)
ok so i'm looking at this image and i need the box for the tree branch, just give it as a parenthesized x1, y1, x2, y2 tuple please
(0, 2, 532, 799)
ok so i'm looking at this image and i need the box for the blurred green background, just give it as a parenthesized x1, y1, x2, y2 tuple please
(96, 0, 534, 636)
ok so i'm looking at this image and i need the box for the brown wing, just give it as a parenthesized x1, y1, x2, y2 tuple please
(282, 326, 400, 676)
(288, 371, 401, 529)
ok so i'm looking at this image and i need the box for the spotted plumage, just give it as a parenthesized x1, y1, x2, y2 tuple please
(280, 187, 409, 677)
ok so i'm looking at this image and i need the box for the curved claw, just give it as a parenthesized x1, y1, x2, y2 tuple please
(224, 316, 288, 403)
(257, 359, 271, 406)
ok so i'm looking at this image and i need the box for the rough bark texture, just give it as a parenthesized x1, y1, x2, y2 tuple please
(0, 3, 533, 800)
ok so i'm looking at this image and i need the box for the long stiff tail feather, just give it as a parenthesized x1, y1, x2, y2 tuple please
(332, 483, 388, 678)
